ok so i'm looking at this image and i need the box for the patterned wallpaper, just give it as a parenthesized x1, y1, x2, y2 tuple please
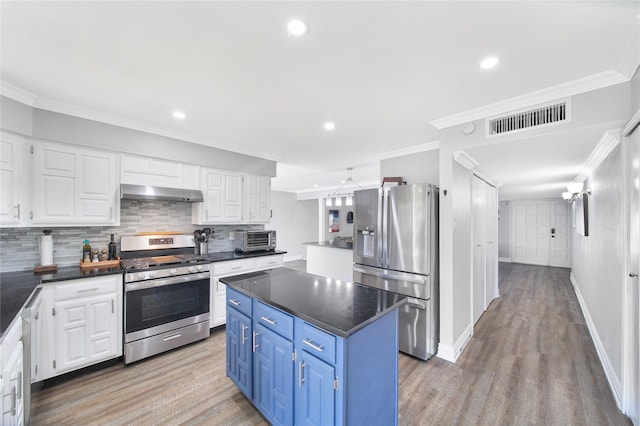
(0, 199, 263, 272)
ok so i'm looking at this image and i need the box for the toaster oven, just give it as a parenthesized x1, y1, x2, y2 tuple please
(234, 230, 276, 252)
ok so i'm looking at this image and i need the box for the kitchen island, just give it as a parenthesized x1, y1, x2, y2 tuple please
(221, 267, 405, 426)
(304, 239, 353, 282)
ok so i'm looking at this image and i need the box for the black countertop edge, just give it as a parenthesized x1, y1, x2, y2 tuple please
(304, 240, 353, 250)
(0, 250, 287, 339)
(205, 250, 287, 262)
(222, 268, 406, 338)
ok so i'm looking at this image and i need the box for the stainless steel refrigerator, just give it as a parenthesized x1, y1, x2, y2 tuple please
(352, 183, 439, 360)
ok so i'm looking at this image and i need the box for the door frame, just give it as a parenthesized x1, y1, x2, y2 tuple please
(622, 110, 640, 424)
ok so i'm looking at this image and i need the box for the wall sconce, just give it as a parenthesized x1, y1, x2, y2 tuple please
(562, 181, 590, 203)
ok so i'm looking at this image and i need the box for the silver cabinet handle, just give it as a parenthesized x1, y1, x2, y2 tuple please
(260, 316, 276, 325)
(163, 333, 182, 341)
(14, 204, 20, 220)
(111, 299, 114, 314)
(252, 331, 259, 352)
(231, 266, 242, 270)
(241, 324, 248, 344)
(302, 339, 324, 352)
(78, 288, 99, 293)
(630, 273, 639, 278)
(298, 361, 305, 388)
(229, 299, 240, 306)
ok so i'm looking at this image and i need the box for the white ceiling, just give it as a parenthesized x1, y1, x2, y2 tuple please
(1, 1, 639, 199)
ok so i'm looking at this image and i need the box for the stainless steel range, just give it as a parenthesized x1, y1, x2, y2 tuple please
(120, 234, 210, 364)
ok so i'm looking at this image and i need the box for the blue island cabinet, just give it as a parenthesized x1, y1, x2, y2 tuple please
(226, 286, 399, 426)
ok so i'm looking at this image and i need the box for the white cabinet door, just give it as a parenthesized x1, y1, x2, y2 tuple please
(120, 154, 200, 189)
(32, 141, 119, 226)
(0, 131, 28, 227)
(245, 175, 271, 223)
(1, 341, 24, 426)
(1, 320, 24, 426)
(53, 293, 119, 375)
(194, 168, 243, 224)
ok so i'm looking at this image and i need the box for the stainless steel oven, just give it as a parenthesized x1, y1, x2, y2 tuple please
(120, 234, 211, 364)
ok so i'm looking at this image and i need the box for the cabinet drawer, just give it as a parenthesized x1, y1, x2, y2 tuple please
(255, 255, 283, 270)
(254, 301, 293, 340)
(227, 287, 252, 317)
(299, 322, 336, 364)
(213, 259, 255, 276)
(54, 275, 120, 301)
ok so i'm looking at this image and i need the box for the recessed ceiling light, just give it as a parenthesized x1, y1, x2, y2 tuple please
(173, 111, 186, 119)
(324, 121, 335, 131)
(479, 56, 499, 70)
(287, 18, 308, 37)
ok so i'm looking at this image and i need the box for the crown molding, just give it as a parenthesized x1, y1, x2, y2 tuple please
(452, 150, 479, 170)
(575, 129, 621, 183)
(378, 140, 439, 160)
(429, 70, 628, 130)
(0, 81, 38, 106)
(617, 18, 640, 80)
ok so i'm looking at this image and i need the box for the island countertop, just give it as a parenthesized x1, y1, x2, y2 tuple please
(220, 267, 406, 337)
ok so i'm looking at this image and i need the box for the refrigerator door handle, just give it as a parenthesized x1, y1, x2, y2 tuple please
(353, 266, 429, 285)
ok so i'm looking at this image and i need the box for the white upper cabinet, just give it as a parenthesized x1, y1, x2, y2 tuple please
(244, 175, 271, 223)
(32, 141, 119, 226)
(0, 131, 29, 227)
(193, 168, 243, 224)
(120, 154, 199, 189)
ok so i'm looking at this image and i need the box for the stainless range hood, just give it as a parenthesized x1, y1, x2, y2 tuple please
(121, 184, 204, 203)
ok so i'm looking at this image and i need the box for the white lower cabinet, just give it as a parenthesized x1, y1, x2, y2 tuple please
(1, 320, 24, 426)
(39, 274, 123, 380)
(210, 255, 284, 328)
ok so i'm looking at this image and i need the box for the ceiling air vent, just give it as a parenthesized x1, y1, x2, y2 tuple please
(486, 100, 570, 137)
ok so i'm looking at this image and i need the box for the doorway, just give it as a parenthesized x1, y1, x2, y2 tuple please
(510, 199, 571, 267)
(623, 117, 639, 424)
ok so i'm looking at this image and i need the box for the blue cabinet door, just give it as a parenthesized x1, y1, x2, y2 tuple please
(226, 307, 252, 398)
(253, 323, 294, 426)
(295, 351, 335, 426)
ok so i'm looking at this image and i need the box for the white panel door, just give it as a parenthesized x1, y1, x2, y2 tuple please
(223, 173, 242, 221)
(511, 200, 571, 267)
(472, 176, 487, 324)
(33, 144, 76, 222)
(549, 199, 571, 267)
(0, 132, 27, 227)
(511, 200, 551, 265)
(485, 183, 499, 303)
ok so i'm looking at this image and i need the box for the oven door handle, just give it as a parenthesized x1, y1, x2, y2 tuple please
(125, 271, 211, 292)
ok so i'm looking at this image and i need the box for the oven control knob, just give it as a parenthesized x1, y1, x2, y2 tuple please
(188, 266, 197, 273)
(170, 268, 178, 275)
(148, 271, 158, 278)
(196, 265, 205, 272)
(137, 272, 146, 280)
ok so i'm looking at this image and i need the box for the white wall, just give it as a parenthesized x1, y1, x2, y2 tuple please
(380, 149, 439, 185)
(270, 191, 318, 261)
(322, 203, 354, 240)
(570, 143, 625, 399)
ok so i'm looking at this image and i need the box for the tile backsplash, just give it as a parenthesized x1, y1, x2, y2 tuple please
(0, 199, 263, 272)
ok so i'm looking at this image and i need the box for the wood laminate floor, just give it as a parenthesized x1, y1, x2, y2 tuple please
(30, 262, 630, 425)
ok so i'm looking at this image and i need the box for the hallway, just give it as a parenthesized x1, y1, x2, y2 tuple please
(398, 262, 630, 424)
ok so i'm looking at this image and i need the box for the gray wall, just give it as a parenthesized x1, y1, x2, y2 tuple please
(322, 203, 354, 241)
(570, 143, 625, 388)
(1, 95, 276, 176)
(380, 149, 439, 185)
(270, 191, 318, 260)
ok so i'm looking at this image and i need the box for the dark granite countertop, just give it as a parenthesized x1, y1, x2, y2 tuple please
(0, 250, 286, 340)
(0, 266, 123, 340)
(221, 267, 405, 337)
(304, 240, 353, 250)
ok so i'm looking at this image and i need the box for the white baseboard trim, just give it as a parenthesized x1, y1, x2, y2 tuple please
(570, 272, 623, 410)
(498, 257, 511, 263)
(283, 254, 303, 263)
(437, 323, 474, 363)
